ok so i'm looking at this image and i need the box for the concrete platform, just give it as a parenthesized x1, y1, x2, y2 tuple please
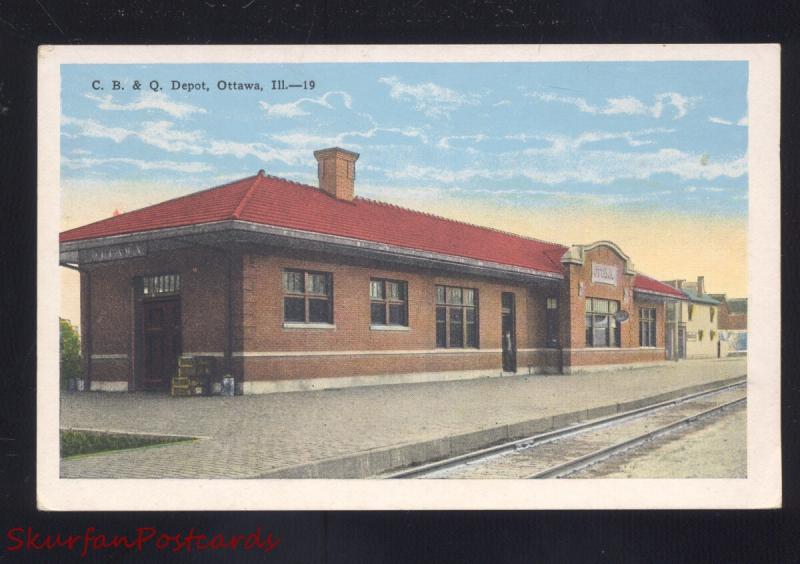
(59, 357, 746, 479)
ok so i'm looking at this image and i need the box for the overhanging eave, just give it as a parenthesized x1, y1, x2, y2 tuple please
(60, 220, 565, 284)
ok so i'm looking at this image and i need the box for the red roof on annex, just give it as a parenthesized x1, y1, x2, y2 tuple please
(59, 171, 684, 298)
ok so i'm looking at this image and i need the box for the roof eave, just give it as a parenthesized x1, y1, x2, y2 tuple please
(634, 288, 686, 300)
(60, 220, 565, 283)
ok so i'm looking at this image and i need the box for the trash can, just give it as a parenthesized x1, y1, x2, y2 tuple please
(221, 376, 235, 397)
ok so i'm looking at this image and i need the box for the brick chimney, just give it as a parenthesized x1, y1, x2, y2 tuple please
(314, 147, 360, 201)
(697, 276, 705, 296)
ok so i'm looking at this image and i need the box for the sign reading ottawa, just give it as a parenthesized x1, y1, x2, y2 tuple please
(80, 243, 147, 264)
(591, 263, 618, 286)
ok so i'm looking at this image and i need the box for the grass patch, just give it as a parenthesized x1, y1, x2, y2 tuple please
(60, 429, 193, 458)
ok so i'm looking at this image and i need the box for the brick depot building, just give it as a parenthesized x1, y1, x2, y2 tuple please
(59, 147, 685, 394)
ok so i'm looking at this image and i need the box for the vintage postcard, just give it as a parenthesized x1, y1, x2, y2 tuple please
(38, 44, 780, 510)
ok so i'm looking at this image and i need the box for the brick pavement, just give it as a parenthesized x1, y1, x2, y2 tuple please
(60, 358, 746, 478)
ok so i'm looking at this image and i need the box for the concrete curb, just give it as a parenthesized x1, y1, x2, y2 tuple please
(255, 375, 746, 479)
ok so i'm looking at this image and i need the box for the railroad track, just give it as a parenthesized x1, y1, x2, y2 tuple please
(386, 379, 746, 479)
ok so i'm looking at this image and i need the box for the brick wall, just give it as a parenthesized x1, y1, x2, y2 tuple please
(561, 245, 666, 368)
(83, 248, 233, 387)
(717, 301, 748, 330)
(79, 241, 674, 390)
(239, 249, 557, 381)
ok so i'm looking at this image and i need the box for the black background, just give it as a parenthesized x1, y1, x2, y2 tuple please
(1, 1, 798, 562)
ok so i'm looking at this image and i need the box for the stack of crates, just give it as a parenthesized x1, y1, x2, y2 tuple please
(171, 356, 195, 397)
(171, 355, 218, 397)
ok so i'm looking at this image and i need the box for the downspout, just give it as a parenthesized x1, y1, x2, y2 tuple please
(226, 252, 234, 392)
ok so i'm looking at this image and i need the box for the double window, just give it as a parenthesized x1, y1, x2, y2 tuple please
(585, 298, 620, 347)
(436, 285, 479, 348)
(283, 270, 333, 324)
(370, 279, 408, 326)
(640, 308, 657, 347)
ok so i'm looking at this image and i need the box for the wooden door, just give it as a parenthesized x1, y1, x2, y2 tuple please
(501, 292, 517, 373)
(142, 299, 181, 390)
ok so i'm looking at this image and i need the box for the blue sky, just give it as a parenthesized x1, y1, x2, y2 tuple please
(61, 61, 748, 219)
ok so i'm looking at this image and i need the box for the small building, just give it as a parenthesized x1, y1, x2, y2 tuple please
(708, 294, 748, 356)
(663, 276, 721, 359)
(59, 147, 685, 394)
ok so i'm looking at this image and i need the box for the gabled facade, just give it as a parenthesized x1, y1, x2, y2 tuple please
(60, 147, 685, 394)
(663, 276, 721, 359)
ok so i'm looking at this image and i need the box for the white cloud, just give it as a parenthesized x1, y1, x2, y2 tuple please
(709, 114, 749, 127)
(62, 156, 212, 173)
(387, 142, 746, 186)
(650, 93, 696, 119)
(437, 134, 487, 149)
(513, 147, 746, 185)
(506, 128, 673, 151)
(528, 91, 700, 120)
(271, 124, 429, 149)
(61, 116, 134, 143)
(708, 116, 733, 125)
(492, 100, 511, 107)
(62, 114, 312, 167)
(205, 140, 309, 166)
(379, 76, 480, 118)
(85, 92, 206, 119)
(258, 91, 352, 118)
(137, 121, 205, 154)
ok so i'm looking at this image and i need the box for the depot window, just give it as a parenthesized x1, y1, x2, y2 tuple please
(585, 298, 620, 348)
(436, 285, 479, 348)
(283, 270, 333, 324)
(370, 279, 408, 326)
(640, 307, 657, 347)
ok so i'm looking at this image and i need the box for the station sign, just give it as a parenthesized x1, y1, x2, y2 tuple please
(79, 242, 147, 264)
(591, 263, 618, 286)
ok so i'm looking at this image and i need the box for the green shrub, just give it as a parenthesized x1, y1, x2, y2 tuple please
(60, 318, 82, 389)
(60, 429, 190, 458)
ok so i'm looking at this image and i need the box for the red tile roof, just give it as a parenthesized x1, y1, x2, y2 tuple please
(633, 274, 686, 299)
(60, 170, 682, 295)
(60, 172, 568, 275)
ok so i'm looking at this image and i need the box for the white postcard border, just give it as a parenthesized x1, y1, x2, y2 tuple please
(37, 43, 781, 510)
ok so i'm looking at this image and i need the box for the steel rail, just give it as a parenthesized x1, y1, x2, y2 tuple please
(386, 378, 746, 479)
(525, 396, 746, 479)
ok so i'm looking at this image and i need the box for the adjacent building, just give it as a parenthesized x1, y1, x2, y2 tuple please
(709, 293, 748, 356)
(663, 276, 721, 359)
(59, 147, 686, 394)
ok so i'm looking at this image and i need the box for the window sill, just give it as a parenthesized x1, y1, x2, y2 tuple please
(370, 325, 410, 331)
(283, 322, 336, 330)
